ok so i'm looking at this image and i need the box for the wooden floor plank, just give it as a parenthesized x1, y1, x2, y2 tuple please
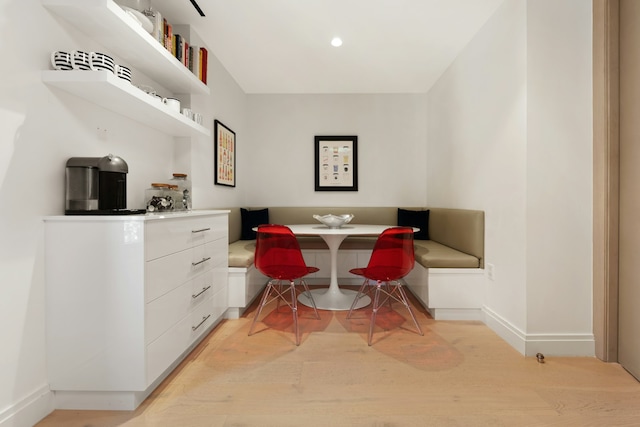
(36, 289, 640, 426)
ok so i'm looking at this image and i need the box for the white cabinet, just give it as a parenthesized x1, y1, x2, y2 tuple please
(44, 210, 229, 410)
(41, 0, 210, 137)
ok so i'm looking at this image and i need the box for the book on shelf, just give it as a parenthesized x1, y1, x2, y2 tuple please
(183, 40, 189, 67)
(200, 47, 208, 84)
(190, 45, 201, 79)
(164, 21, 173, 52)
(174, 34, 182, 62)
(152, 21, 208, 85)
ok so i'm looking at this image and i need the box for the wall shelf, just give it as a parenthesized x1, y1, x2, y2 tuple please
(42, 0, 209, 95)
(43, 70, 210, 137)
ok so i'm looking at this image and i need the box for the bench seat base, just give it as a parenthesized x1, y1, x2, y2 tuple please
(227, 249, 485, 321)
(226, 265, 268, 319)
(405, 264, 484, 320)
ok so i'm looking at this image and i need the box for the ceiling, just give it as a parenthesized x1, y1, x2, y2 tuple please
(151, 0, 505, 94)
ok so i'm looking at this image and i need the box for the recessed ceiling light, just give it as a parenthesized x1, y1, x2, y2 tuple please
(331, 37, 343, 47)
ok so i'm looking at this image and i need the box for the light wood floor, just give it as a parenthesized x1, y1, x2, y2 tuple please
(37, 287, 640, 427)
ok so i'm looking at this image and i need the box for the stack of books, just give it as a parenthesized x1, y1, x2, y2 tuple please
(149, 12, 208, 84)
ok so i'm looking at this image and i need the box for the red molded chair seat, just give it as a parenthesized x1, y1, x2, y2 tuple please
(347, 227, 424, 345)
(248, 224, 320, 345)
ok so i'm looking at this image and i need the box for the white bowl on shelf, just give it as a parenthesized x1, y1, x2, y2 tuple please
(313, 214, 354, 229)
(120, 6, 154, 33)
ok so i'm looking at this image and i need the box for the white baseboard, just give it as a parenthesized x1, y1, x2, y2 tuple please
(426, 307, 483, 321)
(483, 305, 595, 356)
(482, 305, 527, 354)
(0, 385, 54, 427)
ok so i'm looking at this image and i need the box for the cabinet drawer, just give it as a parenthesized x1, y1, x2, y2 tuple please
(208, 282, 229, 327)
(146, 270, 225, 345)
(145, 216, 227, 261)
(203, 238, 228, 268)
(146, 297, 217, 385)
(145, 242, 219, 303)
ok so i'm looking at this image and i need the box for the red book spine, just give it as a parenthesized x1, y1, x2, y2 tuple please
(200, 47, 208, 84)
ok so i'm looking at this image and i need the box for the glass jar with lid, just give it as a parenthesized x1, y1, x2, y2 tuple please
(169, 173, 192, 210)
(167, 184, 182, 210)
(145, 183, 175, 212)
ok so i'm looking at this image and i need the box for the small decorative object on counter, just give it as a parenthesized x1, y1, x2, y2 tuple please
(145, 183, 175, 212)
(169, 173, 192, 210)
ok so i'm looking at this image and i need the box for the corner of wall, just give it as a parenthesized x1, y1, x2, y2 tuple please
(0, 386, 54, 427)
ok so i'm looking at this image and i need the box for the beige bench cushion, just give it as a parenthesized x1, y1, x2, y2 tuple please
(229, 237, 479, 269)
(228, 240, 256, 268)
(413, 240, 480, 268)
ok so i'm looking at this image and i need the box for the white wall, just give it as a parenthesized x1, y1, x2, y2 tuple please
(427, 0, 528, 336)
(185, 28, 247, 210)
(244, 94, 428, 207)
(525, 0, 593, 342)
(0, 1, 245, 425)
(426, 0, 593, 355)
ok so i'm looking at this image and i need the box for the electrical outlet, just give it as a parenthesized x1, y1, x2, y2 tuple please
(487, 263, 495, 281)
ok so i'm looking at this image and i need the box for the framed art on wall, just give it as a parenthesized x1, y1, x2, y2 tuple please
(214, 119, 236, 187)
(314, 135, 358, 191)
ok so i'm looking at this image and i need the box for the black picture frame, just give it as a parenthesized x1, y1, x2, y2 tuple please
(214, 119, 236, 187)
(314, 135, 358, 191)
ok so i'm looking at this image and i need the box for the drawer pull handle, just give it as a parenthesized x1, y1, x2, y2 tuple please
(192, 228, 211, 233)
(192, 285, 212, 299)
(192, 257, 211, 266)
(192, 314, 211, 331)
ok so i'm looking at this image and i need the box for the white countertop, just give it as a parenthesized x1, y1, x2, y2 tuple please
(43, 210, 230, 222)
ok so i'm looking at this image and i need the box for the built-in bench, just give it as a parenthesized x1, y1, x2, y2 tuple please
(225, 207, 485, 320)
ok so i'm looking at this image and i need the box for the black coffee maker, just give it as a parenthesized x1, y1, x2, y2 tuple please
(65, 154, 145, 215)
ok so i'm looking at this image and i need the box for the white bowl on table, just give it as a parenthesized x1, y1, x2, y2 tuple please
(313, 214, 354, 229)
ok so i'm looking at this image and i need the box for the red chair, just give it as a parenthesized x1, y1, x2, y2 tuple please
(347, 227, 424, 345)
(248, 224, 320, 345)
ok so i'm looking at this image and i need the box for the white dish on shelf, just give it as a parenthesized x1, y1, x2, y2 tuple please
(313, 214, 354, 229)
(121, 6, 153, 33)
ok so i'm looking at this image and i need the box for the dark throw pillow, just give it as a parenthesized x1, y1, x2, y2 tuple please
(240, 208, 270, 240)
(397, 208, 430, 240)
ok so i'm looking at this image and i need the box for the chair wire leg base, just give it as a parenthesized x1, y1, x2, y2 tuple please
(368, 284, 383, 346)
(248, 280, 278, 337)
(346, 279, 371, 319)
(363, 281, 424, 346)
(249, 278, 321, 346)
(300, 279, 320, 319)
(290, 281, 300, 346)
(396, 284, 424, 337)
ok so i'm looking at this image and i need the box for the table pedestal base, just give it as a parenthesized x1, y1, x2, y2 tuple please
(298, 288, 371, 311)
